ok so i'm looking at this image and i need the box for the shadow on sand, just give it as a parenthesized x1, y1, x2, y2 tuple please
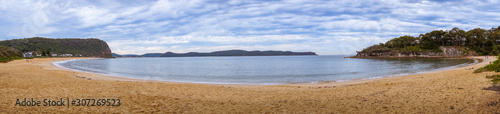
(483, 85, 500, 94)
(482, 85, 500, 107)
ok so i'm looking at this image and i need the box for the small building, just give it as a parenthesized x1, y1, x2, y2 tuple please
(23, 52, 33, 58)
(62, 54, 73, 57)
(51, 54, 58, 57)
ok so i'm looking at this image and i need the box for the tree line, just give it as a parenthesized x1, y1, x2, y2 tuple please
(362, 26, 500, 55)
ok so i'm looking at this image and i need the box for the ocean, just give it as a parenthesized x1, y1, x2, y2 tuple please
(54, 55, 476, 85)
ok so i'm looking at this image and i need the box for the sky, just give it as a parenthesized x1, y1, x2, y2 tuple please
(1, 0, 500, 55)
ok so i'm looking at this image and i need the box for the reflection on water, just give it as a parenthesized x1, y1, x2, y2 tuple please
(56, 55, 476, 85)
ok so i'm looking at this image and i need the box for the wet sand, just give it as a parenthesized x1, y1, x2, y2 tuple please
(0, 57, 499, 113)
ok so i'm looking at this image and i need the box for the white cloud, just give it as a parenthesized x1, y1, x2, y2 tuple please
(1, 0, 500, 55)
(65, 6, 118, 27)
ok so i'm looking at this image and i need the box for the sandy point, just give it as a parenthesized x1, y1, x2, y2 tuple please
(0, 56, 499, 113)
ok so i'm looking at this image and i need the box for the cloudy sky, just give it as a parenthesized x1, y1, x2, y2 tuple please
(1, 0, 499, 55)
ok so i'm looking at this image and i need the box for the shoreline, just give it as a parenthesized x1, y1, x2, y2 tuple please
(291, 56, 490, 87)
(345, 56, 474, 58)
(1, 56, 500, 113)
(51, 56, 482, 86)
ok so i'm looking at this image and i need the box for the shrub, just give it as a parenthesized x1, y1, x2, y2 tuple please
(486, 75, 500, 84)
(474, 54, 500, 73)
(360, 44, 391, 53)
(404, 46, 421, 52)
(0, 46, 23, 63)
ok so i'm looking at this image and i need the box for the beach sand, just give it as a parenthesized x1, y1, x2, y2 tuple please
(0, 57, 499, 113)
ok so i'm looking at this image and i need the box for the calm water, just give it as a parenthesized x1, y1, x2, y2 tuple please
(54, 55, 476, 85)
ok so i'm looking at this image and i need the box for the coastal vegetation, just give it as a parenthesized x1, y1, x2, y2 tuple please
(0, 37, 113, 58)
(474, 55, 500, 73)
(475, 55, 500, 74)
(473, 54, 500, 86)
(0, 46, 23, 62)
(486, 75, 500, 85)
(357, 25, 500, 86)
(358, 26, 500, 57)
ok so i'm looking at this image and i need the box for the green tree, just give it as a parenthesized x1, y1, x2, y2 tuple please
(427, 30, 447, 46)
(0, 46, 23, 62)
(489, 26, 500, 45)
(447, 27, 466, 46)
(492, 45, 500, 55)
(465, 28, 489, 55)
(385, 35, 416, 48)
(418, 33, 438, 49)
(41, 49, 47, 56)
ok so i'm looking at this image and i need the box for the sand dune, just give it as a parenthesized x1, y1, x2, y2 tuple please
(0, 57, 499, 113)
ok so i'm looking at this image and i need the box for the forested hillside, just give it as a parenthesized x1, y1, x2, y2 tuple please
(0, 37, 113, 58)
(357, 26, 500, 57)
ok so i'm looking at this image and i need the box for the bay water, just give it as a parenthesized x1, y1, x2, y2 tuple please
(54, 55, 476, 85)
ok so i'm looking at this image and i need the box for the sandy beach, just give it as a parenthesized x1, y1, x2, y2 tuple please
(1, 57, 499, 113)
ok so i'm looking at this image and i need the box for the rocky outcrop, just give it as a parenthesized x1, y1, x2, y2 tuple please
(355, 46, 476, 58)
(95, 40, 113, 58)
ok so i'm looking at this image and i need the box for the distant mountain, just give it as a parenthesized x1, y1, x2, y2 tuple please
(111, 53, 141, 57)
(122, 54, 141, 57)
(0, 37, 113, 58)
(112, 53, 162, 57)
(141, 53, 163, 57)
(113, 50, 317, 58)
(160, 50, 317, 57)
(111, 53, 122, 57)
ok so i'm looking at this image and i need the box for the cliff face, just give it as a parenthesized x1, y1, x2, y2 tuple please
(0, 37, 113, 58)
(96, 40, 113, 58)
(355, 46, 476, 58)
